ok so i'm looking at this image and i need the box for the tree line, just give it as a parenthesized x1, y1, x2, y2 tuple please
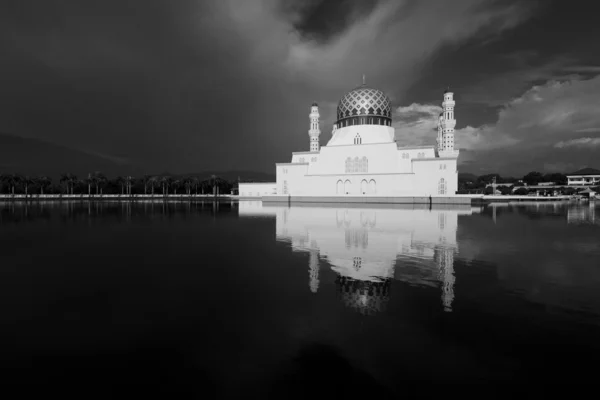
(0, 172, 236, 196)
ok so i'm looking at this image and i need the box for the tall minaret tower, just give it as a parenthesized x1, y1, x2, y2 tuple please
(308, 102, 321, 152)
(437, 113, 444, 152)
(439, 88, 458, 157)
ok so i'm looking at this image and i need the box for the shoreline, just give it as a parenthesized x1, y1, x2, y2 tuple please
(0, 194, 236, 202)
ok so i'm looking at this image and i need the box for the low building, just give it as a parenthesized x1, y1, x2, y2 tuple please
(238, 182, 277, 197)
(567, 168, 600, 186)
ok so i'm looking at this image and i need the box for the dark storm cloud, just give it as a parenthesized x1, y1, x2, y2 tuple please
(281, 0, 383, 43)
(4, 0, 597, 177)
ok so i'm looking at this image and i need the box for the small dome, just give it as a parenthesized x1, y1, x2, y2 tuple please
(336, 84, 392, 125)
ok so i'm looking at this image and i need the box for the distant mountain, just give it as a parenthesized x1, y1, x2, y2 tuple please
(458, 172, 478, 182)
(0, 133, 141, 179)
(172, 170, 276, 182)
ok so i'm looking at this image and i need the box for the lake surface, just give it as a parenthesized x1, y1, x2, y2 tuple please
(1, 200, 600, 395)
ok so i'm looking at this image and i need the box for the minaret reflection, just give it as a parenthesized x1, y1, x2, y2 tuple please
(309, 248, 320, 293)
(239, 202, 474, 314)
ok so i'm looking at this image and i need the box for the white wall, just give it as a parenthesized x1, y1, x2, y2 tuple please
(412, 158, 458, 196)
(238, 182, 277, 197)
(327, 125, 395, 146)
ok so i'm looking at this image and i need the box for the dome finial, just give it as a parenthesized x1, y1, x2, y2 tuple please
(362, 74, 366, 86)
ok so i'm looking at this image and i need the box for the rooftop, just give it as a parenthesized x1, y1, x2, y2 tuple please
(568, 167, 600, 176)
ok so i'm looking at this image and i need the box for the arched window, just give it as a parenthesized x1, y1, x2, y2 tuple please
(353, 157, 359, 173)
(345, 157, 351, 173)
(283, 180, 288, 195)
(438, 178, 446, 195)
(344, 180, 351, 194)
(362, 156, 368, 173)
(336, 180, 343, 194)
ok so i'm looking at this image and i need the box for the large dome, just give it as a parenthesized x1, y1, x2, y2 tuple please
(336, 84, 392, 127)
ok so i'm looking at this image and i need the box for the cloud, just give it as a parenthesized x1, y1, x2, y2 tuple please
(392, 103, 441, 146)
(393, 74, 600, 174)
(281, 0, 532, 98)
(554, 137, 600, 149)
(0, 0, 534, 175)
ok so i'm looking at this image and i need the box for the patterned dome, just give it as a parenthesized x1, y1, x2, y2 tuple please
(336, 84, 392, 125)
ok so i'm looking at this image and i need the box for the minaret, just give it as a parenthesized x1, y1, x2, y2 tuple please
(439, 88, 458, 157)
(437, 112, 444, 152)
(309, 102, 321, 152)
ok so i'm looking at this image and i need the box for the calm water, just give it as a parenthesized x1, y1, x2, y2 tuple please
(1, 200, 600, 395)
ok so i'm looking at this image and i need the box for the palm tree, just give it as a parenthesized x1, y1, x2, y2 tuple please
(60, 173, 77, 195)
(1, 174, 19, 195)
(85, 174, 93, 196)
(89, 171, 106, 195)
(125, 176, 135, 195)
(171, 179, 181, 195)
(60, 173, 70, 194)
(38, 176, 52, 195)
(192, 177, 200, 195)
(183, 177, 193, 196)
(147, 176, 159, 196)
(22, 176, 34, 196)
(209, 174, 226, 197)
(160, 176, 172, 196)
(142, 175, 151, 195)
(115, 176, 125, 195)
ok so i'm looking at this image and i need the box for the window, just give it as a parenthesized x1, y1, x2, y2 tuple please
(438, 178, 446, 195)
(345, 157, 368, 173)
(283, 180, 288, 195)
(354, 134, 362, 145)
(336, 180, 343, 194)
(299, 157, 305, 163)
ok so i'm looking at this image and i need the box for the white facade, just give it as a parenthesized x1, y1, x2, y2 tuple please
(240, 84, 460, 198)
(567, 169, 600, 186)
(238, 182, 277, 197)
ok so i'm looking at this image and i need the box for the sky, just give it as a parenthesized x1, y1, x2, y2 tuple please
(1, 0, 599, 177)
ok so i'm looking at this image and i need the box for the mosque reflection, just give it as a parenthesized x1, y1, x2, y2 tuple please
(239, 201, 478, 315)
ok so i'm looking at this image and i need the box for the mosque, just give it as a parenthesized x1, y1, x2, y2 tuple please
(239, 78, 462, 201)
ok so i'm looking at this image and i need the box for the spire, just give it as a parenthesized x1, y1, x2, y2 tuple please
(362, 74, 366, 86)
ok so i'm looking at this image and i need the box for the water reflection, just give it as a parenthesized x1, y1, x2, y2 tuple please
(567, 202, 598, 225)
(239, 202, 477, 315)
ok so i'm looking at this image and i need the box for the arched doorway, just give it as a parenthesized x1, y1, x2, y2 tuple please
(344, 180, 352, 194)
(360, 179, 368, 194)
(336, 180, 343, 194)
(369, 179, 376, 194)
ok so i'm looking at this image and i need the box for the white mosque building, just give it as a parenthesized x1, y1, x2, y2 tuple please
(239, 80, 463, 203)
